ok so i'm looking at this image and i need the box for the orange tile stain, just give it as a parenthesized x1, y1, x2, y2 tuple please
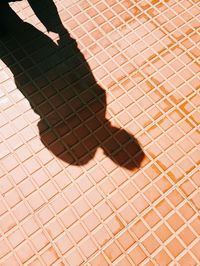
(0, 0, 200, 265)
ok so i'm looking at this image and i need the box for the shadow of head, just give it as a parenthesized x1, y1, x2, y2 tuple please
(101, 123, 145, 170)
(38, 118, 145, 170)
(1, 0, 145, 171)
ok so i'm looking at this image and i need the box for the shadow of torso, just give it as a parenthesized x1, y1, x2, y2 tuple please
(0, 4, 144, 169)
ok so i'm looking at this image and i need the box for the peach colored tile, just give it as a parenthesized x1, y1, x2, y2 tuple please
(0, 0, 199, 264)
(154, 249, 172, 266)
(128, 245, 147, 265)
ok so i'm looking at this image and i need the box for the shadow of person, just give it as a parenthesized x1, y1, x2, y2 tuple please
(0, 1, 144, 169)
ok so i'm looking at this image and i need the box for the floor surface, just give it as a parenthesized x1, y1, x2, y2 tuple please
(0, 0, 200, 265)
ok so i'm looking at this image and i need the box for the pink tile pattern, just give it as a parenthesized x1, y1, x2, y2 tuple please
(0, 0, 200, 265)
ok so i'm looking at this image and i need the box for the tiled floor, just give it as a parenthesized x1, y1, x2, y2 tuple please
(0, 0, 199, 265)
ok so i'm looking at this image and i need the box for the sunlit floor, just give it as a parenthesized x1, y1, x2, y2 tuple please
(0, 0, 200, 265)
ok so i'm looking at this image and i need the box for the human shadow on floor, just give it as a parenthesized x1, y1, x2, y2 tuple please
(0, 1, 144, 169)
